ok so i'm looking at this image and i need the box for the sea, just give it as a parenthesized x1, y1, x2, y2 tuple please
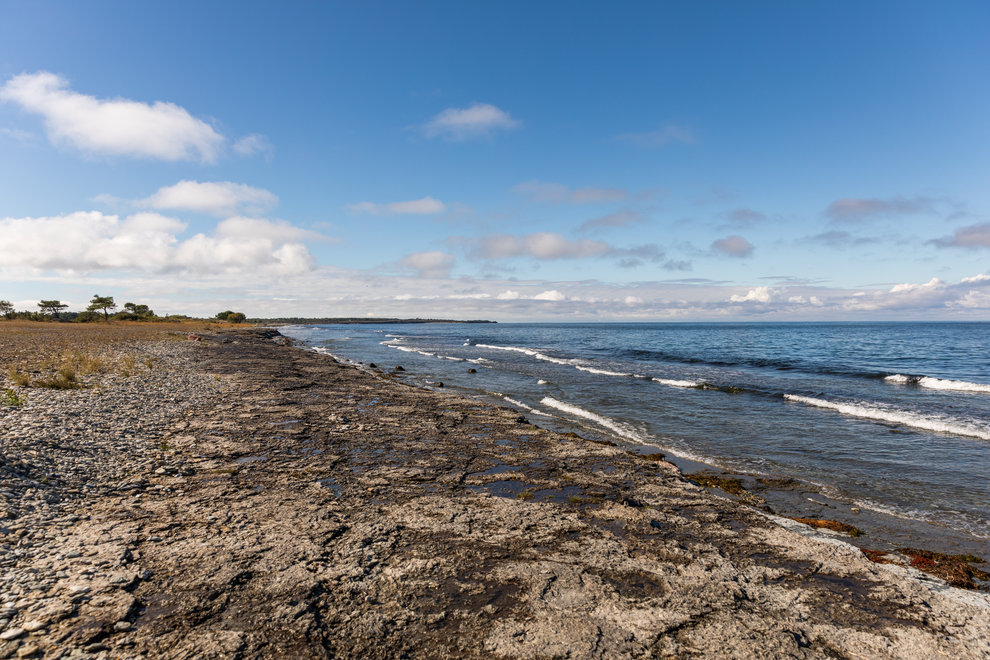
(279, 322, 990, 558)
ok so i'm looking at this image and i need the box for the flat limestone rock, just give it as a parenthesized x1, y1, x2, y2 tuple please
(0, 325, 987, 659)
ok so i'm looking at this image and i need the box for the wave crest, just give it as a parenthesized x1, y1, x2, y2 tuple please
(784, 394, 990, 440)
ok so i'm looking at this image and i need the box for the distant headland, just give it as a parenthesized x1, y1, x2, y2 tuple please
(251, 317, 497, 325)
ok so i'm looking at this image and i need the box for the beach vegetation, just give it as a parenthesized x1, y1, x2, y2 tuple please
(517, 490, 534, 501)
(37, 300, 68, 320)
(87, 294, 117, 321)
(119, 355, 137, 376)
(34, 367, 81, 389)
(216, 310, 247, 323)
(60, 351, 107, 375)
(8, 366, 30, 387)
(1, 388, 26, 406)
(72, 311, 103, 323)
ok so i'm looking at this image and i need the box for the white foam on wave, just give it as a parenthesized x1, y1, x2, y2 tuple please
(475, 343, 578, 366)
(540, 397, 645, 442)
(575, 365, 635, 377)
(384, 344, 435, 357)
(652, 377, 701, 389)
(537, 379, 548, 385)
(784, 394, 990, 440)
(503, 397, 551, 417)
(885, 374, 990, 393)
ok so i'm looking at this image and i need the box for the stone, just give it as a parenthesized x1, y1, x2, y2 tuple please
(19, 621, 43, 633)
(0, 628, 24, 641)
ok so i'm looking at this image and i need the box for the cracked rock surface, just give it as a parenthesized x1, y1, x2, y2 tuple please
(1, 325, 988, 659)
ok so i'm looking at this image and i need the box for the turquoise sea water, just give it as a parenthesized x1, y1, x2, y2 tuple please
(281, 322, 990, 555)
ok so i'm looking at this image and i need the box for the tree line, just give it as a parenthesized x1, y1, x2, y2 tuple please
(0, 295, 246, 323)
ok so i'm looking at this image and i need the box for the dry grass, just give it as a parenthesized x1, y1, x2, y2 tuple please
(1, 320, 205, 388)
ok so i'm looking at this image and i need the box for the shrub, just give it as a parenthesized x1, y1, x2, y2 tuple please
(216, 310, 247, 323)
(1, 388, 26, 406)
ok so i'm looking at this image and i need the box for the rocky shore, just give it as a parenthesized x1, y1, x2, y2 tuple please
(1, 324, 988, 659)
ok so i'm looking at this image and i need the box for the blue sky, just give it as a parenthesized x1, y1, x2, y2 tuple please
(1, 1, 989, 320)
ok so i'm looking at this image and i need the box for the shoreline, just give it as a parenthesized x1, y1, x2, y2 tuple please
(297, 329, 990, 563)
(1, 324, 989, 657)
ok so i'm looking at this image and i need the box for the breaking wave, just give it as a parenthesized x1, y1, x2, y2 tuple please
(652, 377, 702, 389)
(884, 374, 990, 393)
(575, 365, 638, 377)
(783, 394, 990, 440)
(475, 343, 579, 366)
(503, 397, 551, 417)
(540, 397, 646, 443)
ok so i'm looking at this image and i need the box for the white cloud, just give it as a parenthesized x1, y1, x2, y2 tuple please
(730, 286, 773, 303)
(463, 232, 613, 261)
(214, 216, 325, 243)
(396, 251, 456, 278)
(513, 180, 627, 204)
(711, 235, 754, 258)
(423, 103, 520, 141)
(614, 123, 694, 147)
(232, 133, 273, 158)
(142, 180, 278, 217)
(533, 290, 566, 301)
(0, 211, 314, 275)
(0, 71, 223, 162)
(349, 197, 446, 216)
(496, 290, 520, 300)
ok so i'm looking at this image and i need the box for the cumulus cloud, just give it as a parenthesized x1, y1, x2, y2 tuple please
(533, 290, 566, 301)
(422, 103, 520, 141)
(349, 197, 446, 216)
(614, 123, 694, 147)
(0, 71, 223, 162)
(0, 211, 314, 275)
(397, 251, 456, 278)
(513, 180, 627, 204)
(579, 210, 645, 232)
(825, 196, 933, 222)
(931, 223, 990, 248)
(730, 286, 773, 303)
(711, 235, 754, 257)
(141, 180, 278, 217)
